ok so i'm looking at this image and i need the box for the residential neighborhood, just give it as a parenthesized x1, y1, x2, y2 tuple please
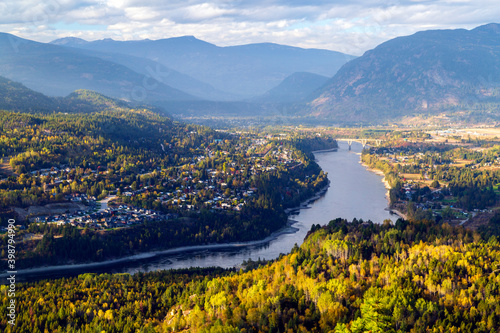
(9, 132, 316, 232)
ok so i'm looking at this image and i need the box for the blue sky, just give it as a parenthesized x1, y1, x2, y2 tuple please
(1, 0, 499, 55)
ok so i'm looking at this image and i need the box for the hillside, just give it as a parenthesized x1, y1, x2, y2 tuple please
(0, 76, 57, 112)
(0, 33, 196, 102)
(309, 23, 500, 122)
(0, 76, 132, 114)
(4, 218, 500, 332)
(254, 72, 329, 103)
(51, 36, 355, 98)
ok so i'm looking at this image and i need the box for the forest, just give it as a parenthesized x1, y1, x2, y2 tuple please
(2, 216, 500, 332)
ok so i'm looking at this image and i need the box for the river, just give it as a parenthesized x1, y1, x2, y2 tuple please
(12, 141, 395, 282)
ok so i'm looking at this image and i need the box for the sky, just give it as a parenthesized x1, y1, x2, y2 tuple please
(1, 0, 499, 55)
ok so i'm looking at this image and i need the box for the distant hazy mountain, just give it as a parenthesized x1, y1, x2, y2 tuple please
(51, 36, 355, 98)
(51, 36, 88, 46)
(52, 38, 238, 101)
(0, 33, 196, 102)
(254, 72, 329, 103)
(309, 23, 500, 121)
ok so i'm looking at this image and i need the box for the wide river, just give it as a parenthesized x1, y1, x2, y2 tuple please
(14, 141, 394, 282)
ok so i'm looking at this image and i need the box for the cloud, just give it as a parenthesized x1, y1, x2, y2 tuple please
(123, 6, 162, 21)
(0, 0, 499, 55)
(176, 3, 236, 21)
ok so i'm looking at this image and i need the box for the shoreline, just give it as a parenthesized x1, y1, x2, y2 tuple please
(359, 161, 391, 202)
(311, 147, 338, 154)
(1, 182, 331, 281)
(358, 160, 408, 220)
(284, 181, 330, 214)
(388, 208, 408, 220)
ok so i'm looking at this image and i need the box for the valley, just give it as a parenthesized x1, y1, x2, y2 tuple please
(1, 20, 500, 332)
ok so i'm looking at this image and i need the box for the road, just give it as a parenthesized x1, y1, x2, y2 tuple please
(97, 195, 117, 213)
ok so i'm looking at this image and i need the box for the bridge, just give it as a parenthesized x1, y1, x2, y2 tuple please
(336, 138, 384, 150)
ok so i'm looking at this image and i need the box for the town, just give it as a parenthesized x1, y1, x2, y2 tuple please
(3, 131, 318, 232)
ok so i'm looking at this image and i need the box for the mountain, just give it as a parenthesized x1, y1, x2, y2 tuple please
(50, 36, 88, 46)
(253, 72, 329, 103)
(0, 76, 57, 112)
(0, 33, 196, 103)
(51, 36, 356, 98)
(0, 75, 138, 114)
(309, 23, 500, 122)
(52, 37, 238, 101)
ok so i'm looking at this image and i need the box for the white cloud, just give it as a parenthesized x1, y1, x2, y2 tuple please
(178, 3, 235, 21)
(124, 6, 161, 21)
(0, 0, 499, 55)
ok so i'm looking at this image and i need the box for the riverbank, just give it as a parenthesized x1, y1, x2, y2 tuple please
(311, 148, 338, 154)
(387, 208, 408, 220)
(284, 181, 330, 215)
(359, 161, 408, 220)
(360, 161, 391, 201)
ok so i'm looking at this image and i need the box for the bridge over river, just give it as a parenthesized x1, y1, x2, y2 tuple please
(336, 138, 384, 150)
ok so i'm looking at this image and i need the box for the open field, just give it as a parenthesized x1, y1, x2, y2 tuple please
(452, 159, 473, 167)
(461, 128, 500, 138)
(401, 173, 422, 181)
(400, 173, 437, 188)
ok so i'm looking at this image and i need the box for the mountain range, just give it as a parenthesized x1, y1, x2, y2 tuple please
(309, 23, 500, 122)
(51, 36, 354, 98)
(0, 32, 354, 109)
(1, 24, 500, 123)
